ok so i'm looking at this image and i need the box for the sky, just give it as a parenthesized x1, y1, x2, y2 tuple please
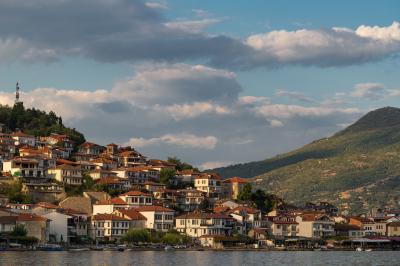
(0, 0, 400, 169)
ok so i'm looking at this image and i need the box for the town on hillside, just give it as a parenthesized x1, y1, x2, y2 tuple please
(0, 131, 399, 250)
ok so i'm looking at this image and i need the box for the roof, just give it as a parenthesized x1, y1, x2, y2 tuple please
(93, 214, 130, 221)
(195, 173, 221, 180)
(116, 209, 147, 220)
(387, 222, 400, 227)
(96, 197, 127, 205)
(59, 197, 92, 215)
(229, 206, 260, 215)
(35, 202, 59, 209)
(176, 212, 230, 219)
(334, 223, 362, 231)
(301, 213, 332, 222)
(177, 169, 201, 175)
(120, 191, 152, 197)
(79, 142, 104, 149)
(136, 206, 174, 212)
(223, 177, 248, 184)
(53, 164, 82, 170)
(56, 159, 77, 165)
(213, 206, 231, 213)
(349, 216, 374, 224)
(12, 131, 34, 138)
(96, 177, 123, 185)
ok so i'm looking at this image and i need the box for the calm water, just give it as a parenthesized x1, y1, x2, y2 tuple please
(0, 251, 399, 266)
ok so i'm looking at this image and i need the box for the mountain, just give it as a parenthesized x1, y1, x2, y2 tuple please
(0, 102, 85, 144)
(213, 107, 400, 213)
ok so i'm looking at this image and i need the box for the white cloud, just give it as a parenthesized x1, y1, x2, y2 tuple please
(351, 83, 386, 100)
(145, 1, 168, 9)
(165, 18, 221, 33)
(163, 102, 231, 120)
(125, 133, 218, 150)
(269, 119, 284, 127)
(356, 21, 400, 41)
(275, 90, 317, 104)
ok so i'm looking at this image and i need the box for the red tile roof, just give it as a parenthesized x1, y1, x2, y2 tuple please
(176, 212, 230, 219)
(120, 191, 152, 197)
(92, 214, 130, 221)
(96, 197, 127, 205)
(136, 206, 174, 212)
(116, 209, 147, 220)
(17, 213, 48, 222)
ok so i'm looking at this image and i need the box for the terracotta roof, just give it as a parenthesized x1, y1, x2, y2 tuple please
(96, 197, 127, 205)
(12, 131, 34, 138)
(53, 164, 82, 170)
(213, 206, 231, 213)
(229, 206, 260, 215)
(301, 213, 332, 222)
(176, 212, 230, 219)
(96, 178, 123, 185)
(92, 214, 130, 221)
(195, 173, 221, 180)
(223, 177, 248, 184)
(120, 191, 152, 197)
(334, 224, 361, 230)
(35, 202, 59, 209)
(57, 159, 77, 165)
(177, 169, 201, 175)
(350, 216, 374, 224)
(116, 209, 147, 220)
(387, 222, 400, 227)
(136, 206, 174, 212)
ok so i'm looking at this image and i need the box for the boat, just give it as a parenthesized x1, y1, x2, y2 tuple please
(37, 244, 64, 251)
(365, 248, 372, 252)
(356, 247, 363, 252)
(69, 248, 90, 252)
(164, 245, 174, 251)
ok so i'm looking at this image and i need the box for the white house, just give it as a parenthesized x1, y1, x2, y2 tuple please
(136, 206, 174, 232)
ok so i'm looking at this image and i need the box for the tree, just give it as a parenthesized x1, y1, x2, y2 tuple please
(11, 224, 27, 237)
(198, 198, 210, 211)
(159, 168, 176, 185)
(237, 183, 252, 201)
(122, 229, 151, 244)
(167, 156, 198, 172)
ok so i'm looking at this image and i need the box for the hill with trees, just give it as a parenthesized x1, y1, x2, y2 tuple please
(212, 107, 400, 213)
(0, 102, 85, 144)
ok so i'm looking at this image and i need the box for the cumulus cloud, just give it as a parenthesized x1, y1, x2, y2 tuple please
(0, 62, 366, 167)
(0, 1, 399, 68)
(125, 133, 218, 149)
(199, 161, 235, 170)
(351, 83, 386, 100)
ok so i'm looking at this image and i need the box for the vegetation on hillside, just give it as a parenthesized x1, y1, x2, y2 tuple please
(0, 102, 85, 144)
(213, 107, 400, 213)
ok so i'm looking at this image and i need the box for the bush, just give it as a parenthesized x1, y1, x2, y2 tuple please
(121, 229, 151, 244)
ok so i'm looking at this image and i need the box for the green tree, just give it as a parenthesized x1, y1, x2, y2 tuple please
(159, 168, 176, 184)
(198, 198, 210, 211)
(122, 229, 151, 244)
(11, 224, 27, 237)
(237, 183, 252, 201)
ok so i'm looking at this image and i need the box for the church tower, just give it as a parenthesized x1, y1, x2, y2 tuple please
(15, 82, 20, 104)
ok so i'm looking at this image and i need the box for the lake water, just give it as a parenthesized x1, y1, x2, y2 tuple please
(0, 251, 399, 266)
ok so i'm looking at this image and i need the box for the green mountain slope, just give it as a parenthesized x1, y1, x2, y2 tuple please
(214, 107, 400, 213)
(0, 102, 85, 144)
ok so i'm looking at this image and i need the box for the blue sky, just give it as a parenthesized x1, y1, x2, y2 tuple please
(0, 0, 399, 170)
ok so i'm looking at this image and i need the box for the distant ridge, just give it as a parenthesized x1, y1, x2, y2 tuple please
(212, 107, 400, 213)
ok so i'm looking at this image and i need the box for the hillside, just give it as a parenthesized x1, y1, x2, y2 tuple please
(0, 102, 85, 144)
(213, 107, 400, 213)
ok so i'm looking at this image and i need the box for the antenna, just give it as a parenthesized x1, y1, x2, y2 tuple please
(15, 82, 20, 104)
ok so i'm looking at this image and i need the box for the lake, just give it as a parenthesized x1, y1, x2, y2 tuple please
(0, 251, 399, 266)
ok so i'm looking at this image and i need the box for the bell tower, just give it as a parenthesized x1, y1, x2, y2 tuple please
(15, 82, 20, 104)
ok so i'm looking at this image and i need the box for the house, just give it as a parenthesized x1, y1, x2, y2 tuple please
(3, 157, 45, 178)
(89, 169, 118, 180)
(90, 214, 131, 241)
(136, 206, 174, 232)
(12, 131, 36, 147)
(386, 222, 400, 236)
(194, 173, 222, 197)
(143, 181, 166, 193)
(228, 206, 264, 231)
(91, 157, 117, 170)
(113, 168, 149, 185)
(119, 191, 153, 208)
(78, 142, 105, 156)
(266, 215, 298, 237)
(348, 216, 378, 236)
(0, 216, 18, 234)
(296, 213, 335, 238)
(43, 133, 74, 154)
(112, 209, 147, 229)
(21, 181, 65, 203)
(176, 188, 206, 212)
(59, 196, 92, 215)
(153, 189, 180, 206)
(334, 223, 365, 238)
(15, 213, 50, 243)
(105, 143, 119, 155)
(176, 169, 201, 184)
(118, 150, 146, 167)
(175, 212, 234, 238)
(221, 177, 248, 200)
(92, 197, 129, 215)
(95, 177, 126, 190)
(47, 164, 83, 185)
